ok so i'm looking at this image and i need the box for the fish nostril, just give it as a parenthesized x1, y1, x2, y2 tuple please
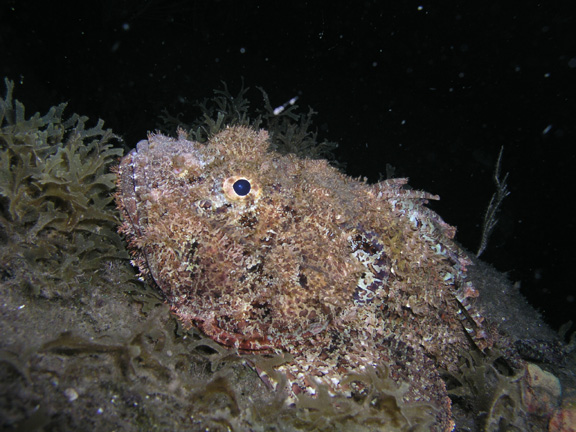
(196, 200, 213, 210)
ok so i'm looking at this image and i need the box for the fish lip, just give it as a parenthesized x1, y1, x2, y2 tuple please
(194, 316, 276, 352)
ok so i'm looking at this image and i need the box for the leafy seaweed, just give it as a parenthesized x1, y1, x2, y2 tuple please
(0, 78, 128, 296)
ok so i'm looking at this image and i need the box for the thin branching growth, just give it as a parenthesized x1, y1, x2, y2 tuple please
(476, 147, 510, 257)
(158, 82, 342, 167)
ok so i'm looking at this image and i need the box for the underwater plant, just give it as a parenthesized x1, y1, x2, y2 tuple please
(476, 146, 510, 258)
(0, 78, 127, 296)
(159, 82, 342, 166)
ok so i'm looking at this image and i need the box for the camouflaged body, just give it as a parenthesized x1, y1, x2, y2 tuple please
(116, 126, 494, 431)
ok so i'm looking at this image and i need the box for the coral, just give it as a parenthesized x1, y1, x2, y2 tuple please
(0, 78, 127, 296)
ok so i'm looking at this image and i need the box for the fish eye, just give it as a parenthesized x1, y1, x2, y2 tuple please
(233, 178, 251, 196)
(223, 176, 261, 201)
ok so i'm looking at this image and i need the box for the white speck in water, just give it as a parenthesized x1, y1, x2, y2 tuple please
(64, 388, 79, 402)
(542, 124, 552, 135)
(240, 47, 246, 54)
(273, 95, 299, 115)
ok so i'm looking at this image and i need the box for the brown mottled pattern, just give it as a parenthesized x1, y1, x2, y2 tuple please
(116, 126, 494, 431)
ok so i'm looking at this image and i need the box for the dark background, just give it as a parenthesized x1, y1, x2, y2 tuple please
(1, 1, 574, 333)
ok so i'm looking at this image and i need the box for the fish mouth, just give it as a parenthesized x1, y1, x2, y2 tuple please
(194, 316, 276, 352)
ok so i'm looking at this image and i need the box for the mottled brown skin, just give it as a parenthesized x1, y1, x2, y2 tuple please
(117, 126, 494, 431)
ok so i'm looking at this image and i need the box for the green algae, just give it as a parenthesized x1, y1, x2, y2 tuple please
(0, 78, 127, 297)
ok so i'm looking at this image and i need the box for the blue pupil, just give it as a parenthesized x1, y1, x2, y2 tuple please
(233, 179, 251, 196)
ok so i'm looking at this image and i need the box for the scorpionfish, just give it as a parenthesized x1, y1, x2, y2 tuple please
(116, 126, 494, 431)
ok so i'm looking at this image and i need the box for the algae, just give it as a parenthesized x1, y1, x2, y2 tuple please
(0, 79, 439, 431)
(1, 78, 572, 431)
(159, 82, 342, 166)
(0, 78, 127, 297)
(446, 349, 531, 431)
